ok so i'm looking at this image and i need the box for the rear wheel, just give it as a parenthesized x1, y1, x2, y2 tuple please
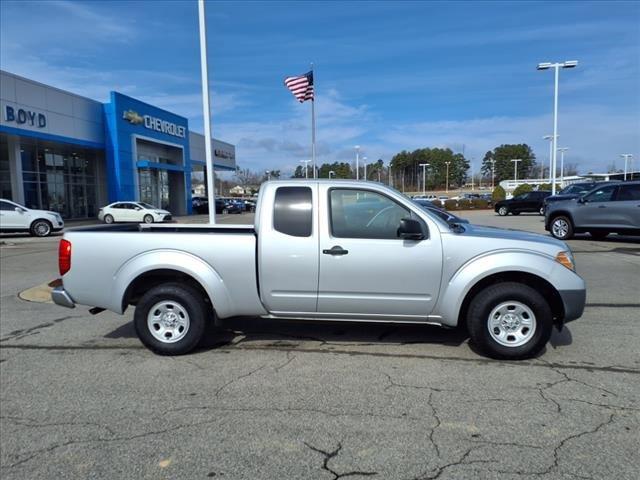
(30, 219, 52, 237)
(104, 214, 114, 224)
(143, 214, 154, 224)
(467, 282, 553, 359)
(134, 283, 208, 355)
(590, 231, 609, 240)
(539, 206, 545, 215)
(498, 206, 509, 216)
(550, 215, 574, 240)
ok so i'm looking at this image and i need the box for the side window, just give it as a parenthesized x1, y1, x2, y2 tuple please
(0, 201, 14, 211)
(112, 203, 123, 209)
(273, 186, 312, 237)
(585, 186, 616, 203)
(330, 189, 410, 239)
(615, 185, 640, 201)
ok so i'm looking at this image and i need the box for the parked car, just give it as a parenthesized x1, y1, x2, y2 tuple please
(0, 198, 64, 237)
(412, 198, 469, 224)
(543, 182, 615, 212)
(217, 199, 243, 214)
(494, 191, 551, 216)
(545, 181, 640, 240)
(98, 202, 172, 224)
(53, 180, 585, 360)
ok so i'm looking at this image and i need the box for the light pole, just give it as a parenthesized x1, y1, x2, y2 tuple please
(557, 148, 569, 186)
(491, 159, 496, 189)
(419, 163, 429, 196)
(620, 154, 633, 180)
(329, 170, 335, 179)
(362, 156, 368, 180)
(300, 159, 311, 179)
(511, 159, 522, 183)
(445, 161, 451, 193)
(265, 170, 271, 181)
(537, 60, 578, 195)
(543, 134, 555, 183)
(355, 145, 360, 180)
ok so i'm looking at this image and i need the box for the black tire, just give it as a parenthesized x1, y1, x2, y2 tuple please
(104, 214, 114, 224)
(467, 282, 553, 360)
(30, 219, 52, 237)
(222, 208, 229, 214)
(143, 214, 154, 224)
(497, 206, 509, 216)
(590, 231, 609, 240)
(134, 283, 208, 355)
(550, 215, 574, 240)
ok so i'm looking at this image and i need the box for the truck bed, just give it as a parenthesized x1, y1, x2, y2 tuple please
(69, 223, 255, 234)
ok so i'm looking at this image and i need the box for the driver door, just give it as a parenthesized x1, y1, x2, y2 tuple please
(317, 187, 443, 320)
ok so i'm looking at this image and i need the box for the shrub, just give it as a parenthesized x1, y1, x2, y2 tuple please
(472, 198, 489, 209)
(431, 200, 442, 208)
(457, 199, 472, 210)
(512, 183, 533, 197)
(492, 185, 506, 202)
(444, 199, 458, 211)
(538, 183, 560, 192)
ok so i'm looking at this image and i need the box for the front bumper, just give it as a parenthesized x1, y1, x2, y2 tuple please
(558, 288, 586, 322)
(52, 285, 75, 308)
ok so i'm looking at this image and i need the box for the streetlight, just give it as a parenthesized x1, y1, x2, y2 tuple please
(445, 161, 451, 193)
(491, 160, 496, 189)
(419, 163, 430, 196)
(265, 170, 271, 181)
(557, 148, 569, 186)
(329, 170, 335, 178)
(543, 135, 556, 183)
(300, 159, 311, 179)
(620, 154, 633, 180)
(511, 159, 522, 183)
(362, 156, 368, 180)
(537, 60, 578, 195)
(354, 145, 360, 180)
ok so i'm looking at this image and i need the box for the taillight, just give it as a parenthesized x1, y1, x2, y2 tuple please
(59, 239, 71, 276)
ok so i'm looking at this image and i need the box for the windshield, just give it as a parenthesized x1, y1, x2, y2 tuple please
(560, 184, 592, 195)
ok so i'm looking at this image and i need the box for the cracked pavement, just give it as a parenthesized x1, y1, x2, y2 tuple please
(1, 212, 639, 479)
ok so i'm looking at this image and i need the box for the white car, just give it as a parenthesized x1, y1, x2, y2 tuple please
(0, 198, 64, 237)
(98, 202, 172, 224)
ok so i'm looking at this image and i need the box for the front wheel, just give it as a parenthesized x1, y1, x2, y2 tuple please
(498, 206, 508, 216)
(550, 215, 574, 240)
(467, 282, 553, 359)
(143, 214, 154, 224)
(134, 283, 208, 355)
(30, 219, 52, 237)
(104, 214, 114, 224)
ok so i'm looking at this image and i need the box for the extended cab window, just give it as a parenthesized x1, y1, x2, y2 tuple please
(330, 189, 410, 239)
(273, 186, 312, 237)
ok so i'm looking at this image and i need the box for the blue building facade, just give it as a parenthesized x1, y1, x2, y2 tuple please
(0, 70, 236, 218)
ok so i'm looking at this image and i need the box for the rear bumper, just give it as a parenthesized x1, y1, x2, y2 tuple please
(51, 285, 75, 309)
(559, 288, 586, 323)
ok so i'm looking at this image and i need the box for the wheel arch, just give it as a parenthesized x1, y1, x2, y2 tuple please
(458, 271, 564, 329)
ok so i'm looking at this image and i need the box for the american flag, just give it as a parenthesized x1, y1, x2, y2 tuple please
(284, 71, 314, 102)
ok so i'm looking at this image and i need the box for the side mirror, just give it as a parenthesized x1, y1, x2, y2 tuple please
(14, 207, 24, 213)
(578, 197, 586, 204)
(398, 218, 424, 240)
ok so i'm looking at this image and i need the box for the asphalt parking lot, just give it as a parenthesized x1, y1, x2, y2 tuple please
(1, 211, 639, 479)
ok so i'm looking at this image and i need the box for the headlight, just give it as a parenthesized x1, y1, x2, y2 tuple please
(555, 251, 575, 271)
(155, 211, 163, 215)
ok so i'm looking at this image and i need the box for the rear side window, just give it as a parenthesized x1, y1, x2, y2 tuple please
(616, 184, 640, 201)
(273, 186, 312, 237)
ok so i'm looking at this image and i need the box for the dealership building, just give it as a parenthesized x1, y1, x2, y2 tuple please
(0, 70, 236, 218)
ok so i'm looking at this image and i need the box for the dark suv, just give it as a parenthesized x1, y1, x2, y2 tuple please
(545, 181, 640, 240)
(543, 181, 614, 212)
(494, 190, 551, 216)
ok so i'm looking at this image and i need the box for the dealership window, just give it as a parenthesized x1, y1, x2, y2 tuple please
(0, 136, 11, 199)
(20, 140, 99, 218)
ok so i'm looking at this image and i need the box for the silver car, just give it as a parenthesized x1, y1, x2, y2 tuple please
(545, 181, 640, 240)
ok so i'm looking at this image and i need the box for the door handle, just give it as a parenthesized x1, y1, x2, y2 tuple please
(323, 245, 349, 256)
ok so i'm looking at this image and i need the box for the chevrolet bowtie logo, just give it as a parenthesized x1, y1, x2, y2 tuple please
(122, 109, 144, 125)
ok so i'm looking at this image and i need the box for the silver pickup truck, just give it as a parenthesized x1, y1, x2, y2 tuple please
(52, 180, 586, 359)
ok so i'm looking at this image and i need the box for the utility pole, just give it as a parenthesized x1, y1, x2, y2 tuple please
(491, 159, 496, 189)
(354, 145, 360, 180)
(557, 148, 569, 186)
(300, 159, 311, 179)
(362, 157, 368, 180)
(419, 163, 429, 196)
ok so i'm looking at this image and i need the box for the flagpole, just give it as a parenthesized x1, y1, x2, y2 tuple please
(310, 63, 316, 178)
(198, 0, 215, 224)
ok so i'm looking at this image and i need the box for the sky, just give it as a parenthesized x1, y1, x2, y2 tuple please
(1, 0, 639, 177)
